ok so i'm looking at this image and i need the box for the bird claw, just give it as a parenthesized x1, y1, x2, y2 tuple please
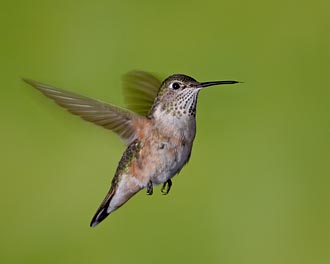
(146, 181, 153, 195)
(161, 179, 172, 195)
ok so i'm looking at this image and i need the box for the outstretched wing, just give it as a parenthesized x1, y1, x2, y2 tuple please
(122, 71, 161, 116)
(23, 78, 141, 144)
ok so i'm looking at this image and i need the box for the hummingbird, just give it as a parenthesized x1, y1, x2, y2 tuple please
(23, 71, 239, 227)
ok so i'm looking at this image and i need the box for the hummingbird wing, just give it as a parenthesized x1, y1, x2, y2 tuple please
(122, 71, 161, 116)
(23, 79, 141, 144)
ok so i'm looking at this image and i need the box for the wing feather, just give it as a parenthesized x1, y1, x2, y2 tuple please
(23, 78, 142, 144)
(122, 71, 161, 116)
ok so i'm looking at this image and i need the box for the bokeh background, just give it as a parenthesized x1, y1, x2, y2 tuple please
(0, 0, 328, 263)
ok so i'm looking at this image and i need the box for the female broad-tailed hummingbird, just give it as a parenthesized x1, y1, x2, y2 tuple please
(23, 71, 239, 227)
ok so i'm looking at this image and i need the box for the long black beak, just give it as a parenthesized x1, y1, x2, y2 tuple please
(200, 80, 240, 88)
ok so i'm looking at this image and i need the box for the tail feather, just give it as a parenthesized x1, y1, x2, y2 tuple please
(90, 188, 115, 227)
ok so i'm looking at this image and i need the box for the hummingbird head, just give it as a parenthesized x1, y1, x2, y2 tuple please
(148, 74, 239, 119)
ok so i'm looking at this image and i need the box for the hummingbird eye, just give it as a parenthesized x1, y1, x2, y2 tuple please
(171, 82, 181, 90)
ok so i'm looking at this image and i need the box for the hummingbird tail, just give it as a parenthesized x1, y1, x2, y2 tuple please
(90, 189, 115, 227)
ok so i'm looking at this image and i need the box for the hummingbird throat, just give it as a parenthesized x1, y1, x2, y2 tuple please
(162, 88, 199, 118)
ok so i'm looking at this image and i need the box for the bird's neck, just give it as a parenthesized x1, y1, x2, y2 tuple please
(150, 102, 197, 141)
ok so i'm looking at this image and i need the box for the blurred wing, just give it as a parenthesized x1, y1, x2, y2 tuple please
(23, 78, 141, 144)
(122, 71, 161, 116)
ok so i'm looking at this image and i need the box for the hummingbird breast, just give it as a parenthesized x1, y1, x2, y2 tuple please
(133, 115, 197, 185)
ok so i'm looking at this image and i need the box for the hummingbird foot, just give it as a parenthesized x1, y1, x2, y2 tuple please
(161, 179, 172, 195)
(146, 180, 153, 195)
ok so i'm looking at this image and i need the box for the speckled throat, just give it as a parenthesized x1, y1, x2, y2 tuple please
(153, 88, 200, 119)
(173, 88, 200, 117)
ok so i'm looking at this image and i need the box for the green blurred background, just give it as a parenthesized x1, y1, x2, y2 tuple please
(0, 0, 328, 263)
